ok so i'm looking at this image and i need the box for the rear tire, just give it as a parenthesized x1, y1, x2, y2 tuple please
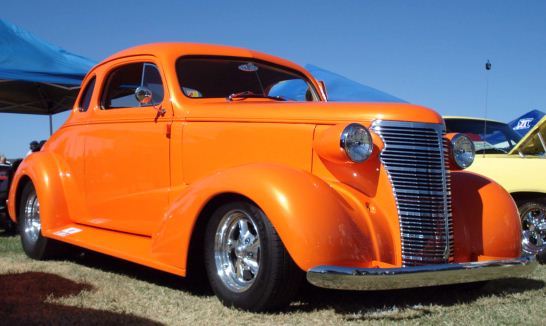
(19, 182, 65, 260)
(204, 200, 302, 311)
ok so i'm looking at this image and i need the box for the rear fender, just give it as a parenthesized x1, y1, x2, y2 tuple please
(151, 163, 375, 273)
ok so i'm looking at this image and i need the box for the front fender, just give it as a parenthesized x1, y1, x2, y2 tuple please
(151, 163, 375, 273)
(8, 153, 75, 232)
(451, 171, 522, 261)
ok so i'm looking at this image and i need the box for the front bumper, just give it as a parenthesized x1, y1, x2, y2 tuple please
(307, 256, 537, 290)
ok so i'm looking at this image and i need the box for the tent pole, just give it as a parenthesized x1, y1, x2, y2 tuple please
(49, 114, 53, 135)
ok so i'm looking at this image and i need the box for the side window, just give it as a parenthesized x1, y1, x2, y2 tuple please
(102, 63, 164, 109)
(142, 63, 164, 105)
(78, 77, 96, 112)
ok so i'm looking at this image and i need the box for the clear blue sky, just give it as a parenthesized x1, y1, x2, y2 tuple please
(1, 0, 545, 158)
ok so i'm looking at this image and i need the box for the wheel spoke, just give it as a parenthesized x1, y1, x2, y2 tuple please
(227, 240, 237, 255)
(228, 222, 239, 240)
(243, 257, 259, 275)
(238, 219, 249, 239)
(247, 237, 260, 256)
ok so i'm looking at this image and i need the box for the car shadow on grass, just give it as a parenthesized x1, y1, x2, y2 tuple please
(67, 249, 213, 297)
(58, 246, 545, 317)
(290, 277, 545, 320)
(63, 248, 544, 318)
(0, 226, 18, 237)
(0, 230, 15, 238)
(0, 272, 163, 325)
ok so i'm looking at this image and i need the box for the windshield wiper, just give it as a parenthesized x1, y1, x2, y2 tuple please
(227, 91, 286, 102)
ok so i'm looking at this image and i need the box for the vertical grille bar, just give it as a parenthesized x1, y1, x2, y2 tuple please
(371, 120, 453, 266)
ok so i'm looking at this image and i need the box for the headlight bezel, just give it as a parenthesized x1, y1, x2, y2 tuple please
(450, 133, 476, 169)
(340, 123, 374, 163)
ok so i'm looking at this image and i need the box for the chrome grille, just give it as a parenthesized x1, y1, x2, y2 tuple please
(371, 120, 453, 266)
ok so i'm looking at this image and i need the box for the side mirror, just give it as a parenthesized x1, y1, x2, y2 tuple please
(319, 81, 328, 101)
(135, 86, 153, 105)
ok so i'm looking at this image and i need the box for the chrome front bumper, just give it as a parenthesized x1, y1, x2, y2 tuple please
(307, 256, 537, 290)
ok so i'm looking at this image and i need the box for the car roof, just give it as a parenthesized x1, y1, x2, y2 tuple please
(98, 42, 306, 74)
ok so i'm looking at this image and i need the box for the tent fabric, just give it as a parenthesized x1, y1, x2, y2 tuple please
(508, 109, 546, 137)
(0, 20, 96, 117)
(305, 64, 407, 103)
(0, 19, 95, 86)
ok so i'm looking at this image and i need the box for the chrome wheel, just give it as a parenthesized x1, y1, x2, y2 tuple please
(19, 182, 65, 260)
(23, 191, 41, 243)
(521, 204, 546, 254)
(214, 209, 261, 293)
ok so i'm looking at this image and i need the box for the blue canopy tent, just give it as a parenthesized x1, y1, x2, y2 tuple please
(508, 109, 546, 138)
(0, 20, 95, 134)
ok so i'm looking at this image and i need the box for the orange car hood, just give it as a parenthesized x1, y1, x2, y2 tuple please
(184, 101, 443, 126)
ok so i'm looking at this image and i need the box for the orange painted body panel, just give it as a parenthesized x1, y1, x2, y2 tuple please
(7, 43, 523, 278)
(451, 171, 522, 260)
(182, 122, 315, 184)
(153, 164, 375, 272)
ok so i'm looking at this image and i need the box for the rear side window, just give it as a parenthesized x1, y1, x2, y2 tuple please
(101, 63, 164, 109)
(78, 77, 96, 112)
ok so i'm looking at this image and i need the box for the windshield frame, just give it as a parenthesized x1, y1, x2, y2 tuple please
(174, 55, 321, 102)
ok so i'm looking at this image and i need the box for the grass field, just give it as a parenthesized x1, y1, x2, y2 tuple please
(1, 230, 546, 325)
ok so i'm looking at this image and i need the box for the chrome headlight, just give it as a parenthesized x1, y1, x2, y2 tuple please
(451, 133, 475, 169)
(340, 123, 373, 163)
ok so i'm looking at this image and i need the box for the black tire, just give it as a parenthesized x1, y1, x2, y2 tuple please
(204, 201, 303, 312)
(19, 182, 65, 260)
(518, 200, 546, 255)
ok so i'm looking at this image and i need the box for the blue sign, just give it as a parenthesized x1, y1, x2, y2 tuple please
(508, 109, 545, 137)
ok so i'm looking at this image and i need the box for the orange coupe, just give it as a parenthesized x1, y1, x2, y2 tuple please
(8, 43, 536, 311)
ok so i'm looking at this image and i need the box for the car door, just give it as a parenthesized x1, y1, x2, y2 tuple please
(82, 59, 172, 236)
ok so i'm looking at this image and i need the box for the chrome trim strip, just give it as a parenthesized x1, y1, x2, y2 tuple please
(307, 256, 537, 290)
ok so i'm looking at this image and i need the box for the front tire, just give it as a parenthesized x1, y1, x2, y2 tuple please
(19, 182, 64, 259)
(204, 200, 302, 311)
(518, 200, 546, 255)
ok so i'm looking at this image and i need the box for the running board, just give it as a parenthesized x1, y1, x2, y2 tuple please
(44, 224, 185, 276)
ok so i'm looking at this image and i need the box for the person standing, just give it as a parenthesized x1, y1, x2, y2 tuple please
(26, 141, 39, 156)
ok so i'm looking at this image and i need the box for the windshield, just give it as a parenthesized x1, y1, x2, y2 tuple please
(445, 119, 522, 154)
(176, 56, 319, 101)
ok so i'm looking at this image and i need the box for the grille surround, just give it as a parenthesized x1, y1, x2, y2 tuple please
(371, 120, 453, 267)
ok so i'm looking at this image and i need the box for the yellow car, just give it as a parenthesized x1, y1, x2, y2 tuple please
(445, 116, 546, 254)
